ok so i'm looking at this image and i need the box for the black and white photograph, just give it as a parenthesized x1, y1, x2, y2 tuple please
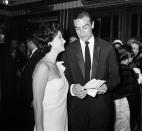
(0, 0, 142, 131)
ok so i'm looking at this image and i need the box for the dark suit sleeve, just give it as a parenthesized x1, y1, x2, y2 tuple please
(106, 46, 120, 92)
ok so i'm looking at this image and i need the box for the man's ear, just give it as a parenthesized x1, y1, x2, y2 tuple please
(91, 21, 94, 29)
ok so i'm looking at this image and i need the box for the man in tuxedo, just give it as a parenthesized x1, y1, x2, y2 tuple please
(63, 9, 120, 131)
(20, 37, 45, 131)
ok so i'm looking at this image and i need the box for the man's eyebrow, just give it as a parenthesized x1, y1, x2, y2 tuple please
(83, 24, 89, 28)
(75, 24, 89, 29)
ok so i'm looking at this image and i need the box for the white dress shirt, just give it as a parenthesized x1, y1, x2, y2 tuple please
(30, 48, 38, 58)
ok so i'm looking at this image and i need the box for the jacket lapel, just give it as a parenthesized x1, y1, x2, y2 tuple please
(73, 38, 101, 80)
(26, 49, 39, 66)
(91, 38, 101, 79)
(74, 40, 85, 79)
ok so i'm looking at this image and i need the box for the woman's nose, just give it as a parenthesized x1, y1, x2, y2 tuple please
(63, 39, 66, 43)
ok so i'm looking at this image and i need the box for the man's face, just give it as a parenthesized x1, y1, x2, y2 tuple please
(26, 40, 32, 50)
(19, 43, 26, 53)
(73, 16, 94, 42)
(131, 43, 139, 56)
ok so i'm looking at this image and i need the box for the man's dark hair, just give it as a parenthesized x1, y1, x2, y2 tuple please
(73, 9, 92, 24)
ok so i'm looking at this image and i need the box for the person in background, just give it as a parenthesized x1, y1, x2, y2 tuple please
(20, 35, 45, 131)
(126, 39, 142, 84)
(127, 37, 139, 46)
(1, 38, 20, 131)
(112, 39, 123, 61)
(62, 9, 120, 131)
(9, 39, 22, 78)
(69, 35, 78, 44)
(112, 45, 140, 131)
(112, 39, 123, 49)
(10, 39, 18, 59)
(15, 41, 27, 77)
(130, 40, 142, 71)
(127, 41, 142, 131)
(117, 44, 141, 131)
(32, 22, 68, 131)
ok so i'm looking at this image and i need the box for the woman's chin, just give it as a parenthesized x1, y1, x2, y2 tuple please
(61, 48, 65, 52)
(59, 48, 65, 53)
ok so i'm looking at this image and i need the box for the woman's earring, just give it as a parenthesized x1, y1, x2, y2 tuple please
(48, 43, 51, 47)
(48, 42, 52, 47)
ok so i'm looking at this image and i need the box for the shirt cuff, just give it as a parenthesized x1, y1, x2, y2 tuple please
(70, 84, 75, 96)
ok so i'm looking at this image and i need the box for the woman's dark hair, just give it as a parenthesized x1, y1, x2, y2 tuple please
(118, 45, 134, 61)
(33, 22, 62, 52)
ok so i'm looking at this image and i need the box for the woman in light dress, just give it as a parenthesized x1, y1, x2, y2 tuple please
(32, 22, 68, 131)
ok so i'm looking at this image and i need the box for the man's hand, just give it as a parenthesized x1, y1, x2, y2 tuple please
(96, 84, 107, 95)
(72, 84, 87, 99)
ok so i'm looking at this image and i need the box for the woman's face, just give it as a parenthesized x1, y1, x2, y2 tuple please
(51, 31, 66, 52)
(114, 43, 121, 49)
(131, 43, 139, 56)
(128, 56, 134, 63)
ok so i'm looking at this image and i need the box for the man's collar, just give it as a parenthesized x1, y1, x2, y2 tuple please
(80, 35, 94, 45)
(88, 35, 94, 44)
(32, 48, 38, 54)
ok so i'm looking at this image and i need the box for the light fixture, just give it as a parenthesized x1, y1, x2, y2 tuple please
(2, 0, 9, 5)
(2, 0, 16, 5)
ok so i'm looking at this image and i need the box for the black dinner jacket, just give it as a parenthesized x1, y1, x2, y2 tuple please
(20, 49, 45, 106)
(64, 37, 120, 93)
(62, 37, 120, 131)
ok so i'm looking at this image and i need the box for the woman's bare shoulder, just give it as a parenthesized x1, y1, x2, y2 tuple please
(33, 60, 49, 77)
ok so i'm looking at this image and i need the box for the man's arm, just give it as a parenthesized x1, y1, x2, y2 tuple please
(106, 46, 120, 92)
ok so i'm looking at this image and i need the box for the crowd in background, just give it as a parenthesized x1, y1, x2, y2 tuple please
(112, 37, 142, 131)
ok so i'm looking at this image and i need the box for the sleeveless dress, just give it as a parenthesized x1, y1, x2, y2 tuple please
(34, 62, 69, 131)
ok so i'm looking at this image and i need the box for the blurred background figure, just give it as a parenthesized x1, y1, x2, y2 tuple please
(116, 44, 142, 131)
(112, 39, 123, 61)
(112, 39, 123, 49)
(112, 45, 141, 131)
(15, 41, 27, 76)
(1, 38, 21, 131)
(112, 45, 134, 131)
(69, 35, 77, 44)
(20, 35, 45, 131)
(10, 39, 18, 59)
(130, 40, 142, 72)
(127, 37, 138, 46)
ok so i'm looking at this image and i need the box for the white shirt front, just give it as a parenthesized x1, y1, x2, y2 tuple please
(30, 48, 38, 58)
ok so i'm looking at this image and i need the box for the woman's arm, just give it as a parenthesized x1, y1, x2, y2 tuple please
(32, 61, 49, 131)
